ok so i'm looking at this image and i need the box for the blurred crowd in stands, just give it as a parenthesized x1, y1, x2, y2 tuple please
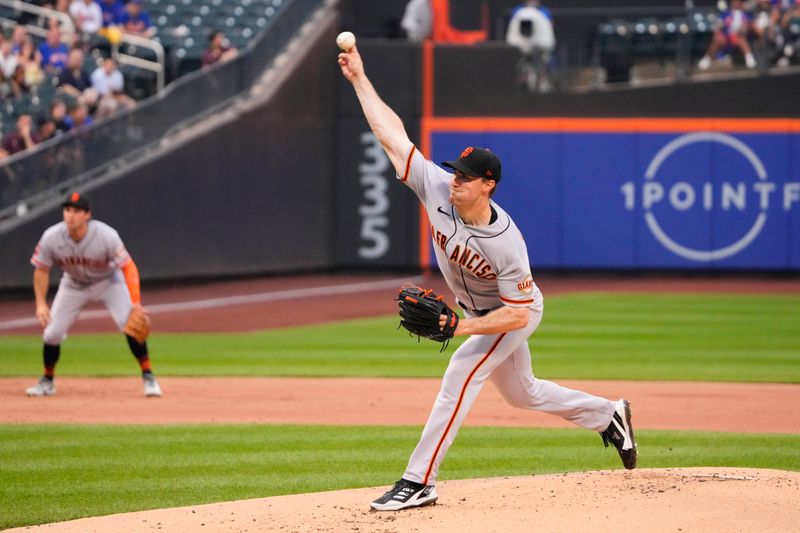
(0, 0, 152, 162)
(398, 0, 800, 92)
(697, 0, 800, 71)
(0, 0, 239, 162)
(3, 0, 796, 166)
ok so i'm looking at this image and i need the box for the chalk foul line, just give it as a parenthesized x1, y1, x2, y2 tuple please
(0, 276, 423, 331)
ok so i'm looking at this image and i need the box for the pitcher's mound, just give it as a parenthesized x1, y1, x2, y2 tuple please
(13, 468, 799, 532)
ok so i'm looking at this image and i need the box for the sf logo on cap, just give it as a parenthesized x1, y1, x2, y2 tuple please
(71, 192, 80, 202)
(460, 147, 474, 158)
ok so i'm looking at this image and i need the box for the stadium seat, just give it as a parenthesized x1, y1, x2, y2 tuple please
(686, 8, 716, 59)
(630, 17, 662, 58)
(0, 0, 291, 131)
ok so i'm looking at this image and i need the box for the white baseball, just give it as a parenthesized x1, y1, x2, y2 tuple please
(336, 31, 356, 51)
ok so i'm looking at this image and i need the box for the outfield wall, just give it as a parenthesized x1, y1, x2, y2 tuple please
(2, 38, 799, 290)
(426, 119, 800, 269)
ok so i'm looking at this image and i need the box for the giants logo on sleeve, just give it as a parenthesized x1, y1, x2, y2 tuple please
(517, 275, 534, 295)
(501, 274, 536, 306)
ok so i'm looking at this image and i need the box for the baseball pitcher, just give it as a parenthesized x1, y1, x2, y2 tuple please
(26, 191, 161, 397)
(338, 44, 637, 511)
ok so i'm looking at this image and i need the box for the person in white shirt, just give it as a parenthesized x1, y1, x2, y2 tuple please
(0, 38, 19, 79)
(506, 0, 556, 92)
(400, 0, 432, 42)
(69, 0, 103, 35)
(91, 57, 135, 116)
(90, 56, 123, 95)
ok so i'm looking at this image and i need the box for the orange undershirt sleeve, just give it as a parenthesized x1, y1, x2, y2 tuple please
(121, 260, 142, 305)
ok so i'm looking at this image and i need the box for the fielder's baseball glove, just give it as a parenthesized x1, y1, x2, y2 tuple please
(397, 284, 459, 350)
(123, 304, 151, 344)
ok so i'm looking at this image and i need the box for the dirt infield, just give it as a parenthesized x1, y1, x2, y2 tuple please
(9, 469, 800, 533)
(2, 377, 799, 434)
(2, 273, 798, 531)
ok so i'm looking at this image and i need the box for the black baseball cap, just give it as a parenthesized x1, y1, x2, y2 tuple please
(62, 191, 90, 211)
(442, 146, 502, 182)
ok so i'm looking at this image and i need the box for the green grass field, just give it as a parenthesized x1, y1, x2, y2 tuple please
(1, 425, 798, 529)
(1, 292, 799, 528)
(2, 293, 799, 382)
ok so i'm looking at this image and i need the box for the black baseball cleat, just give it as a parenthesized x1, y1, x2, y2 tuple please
(370, 478, 438, 511)
(600, 399, 638, 469)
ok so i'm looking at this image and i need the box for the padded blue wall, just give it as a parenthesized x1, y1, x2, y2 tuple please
(430, 126, 800, 269)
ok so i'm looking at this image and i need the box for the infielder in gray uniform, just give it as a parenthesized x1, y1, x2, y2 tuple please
(338, 45, 637, 511)
(26, 191, 162, 397)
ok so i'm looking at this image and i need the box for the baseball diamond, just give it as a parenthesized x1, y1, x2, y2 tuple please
(1, 273, 798, 531)
(2, 0, 800, 530)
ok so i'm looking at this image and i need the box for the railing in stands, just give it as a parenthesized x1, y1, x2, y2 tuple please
(0, 0, 165, 91)
(0, 0, 324, 224)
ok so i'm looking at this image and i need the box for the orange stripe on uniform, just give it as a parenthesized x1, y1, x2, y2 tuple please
(423, 333, 507, 485)
(424, 117, 800, 133)
(401, 145, 416, 182)
(500, 296, 535, 305)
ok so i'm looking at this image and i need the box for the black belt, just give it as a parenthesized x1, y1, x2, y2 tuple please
(458, 301, 493, 317)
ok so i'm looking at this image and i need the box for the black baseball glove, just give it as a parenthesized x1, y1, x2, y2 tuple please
(397, 284, 459, 350)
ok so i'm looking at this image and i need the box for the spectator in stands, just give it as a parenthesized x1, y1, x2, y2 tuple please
(10, 25, 28, 54)
(202, 31, 238, 67)
(91, 56, 135, 116)
(39, 27, 69, 72)
(97, 0, 125, 45)
(511, 0, 551, 20)
(49, 100, 71, 132)
(400, 0, 432, 42)
(64, 101, 93, 129)
(99, 0, 124, 28)
(697, 0, 757, 70)
(119, 0, 155, 38)
(773, 0, 799, 21)
(44, 0, 73, 31)
(506, 0, 555, 92)
(58, 48, 95, 106)
(69, 0, 103, 36)
(0, 71, 11, 99)
(36, 115, 59, 142)
(0, 37, 19, 81)
(19, 40, 44, 87)
(9, 64, 31, 99)
(2, 114, 40, 155)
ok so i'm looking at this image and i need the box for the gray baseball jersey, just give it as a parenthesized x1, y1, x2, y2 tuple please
(31, 220, 131, 285)
(400, 146, 542, 314)
(31, 220, 134, 345)
(397, 146, 615, 486)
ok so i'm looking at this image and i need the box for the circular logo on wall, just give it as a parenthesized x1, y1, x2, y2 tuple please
(641, 132, 768, 262)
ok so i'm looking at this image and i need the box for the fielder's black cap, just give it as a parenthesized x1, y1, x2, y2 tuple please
(62, 191, 90, 211)
(442, 146, 502, 182)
